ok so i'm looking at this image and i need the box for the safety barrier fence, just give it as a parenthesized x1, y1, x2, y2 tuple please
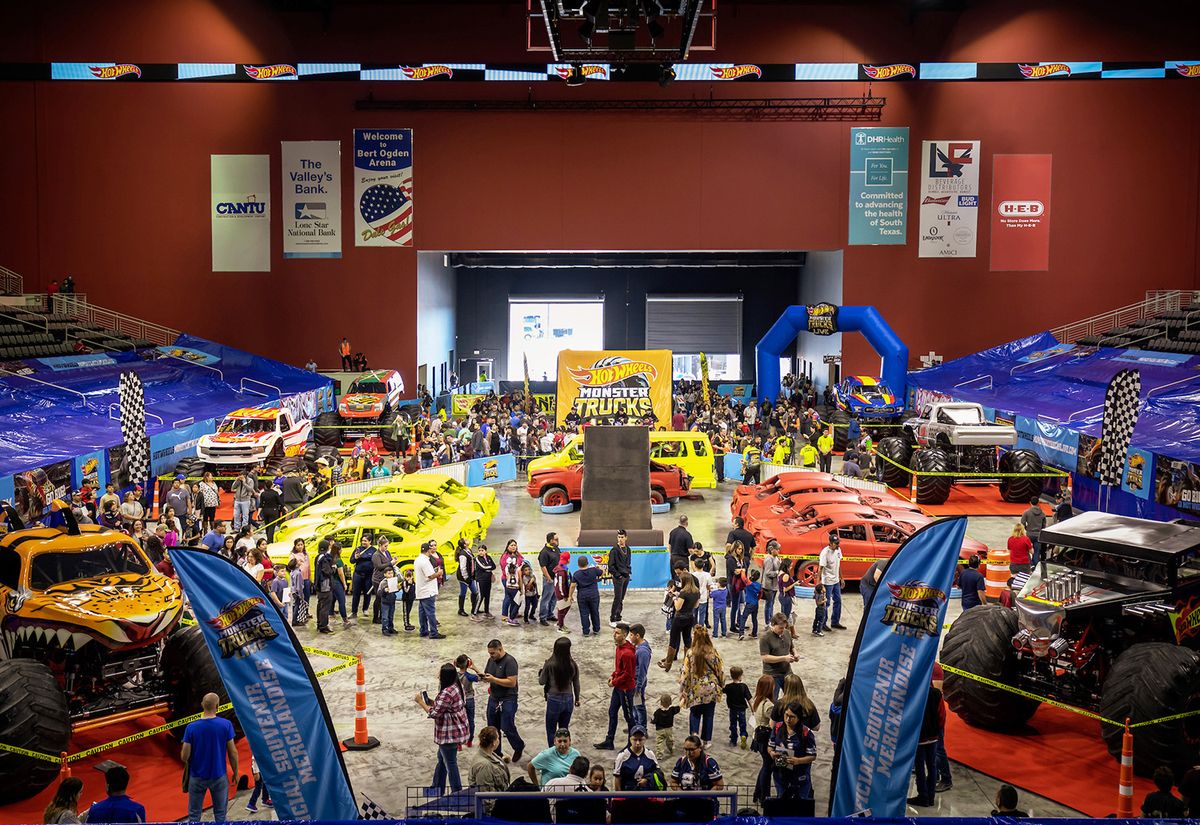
(52, 293, 180, 348)
(0, 264, 22, 295)
(472, 790, 743, 819)
(1051, 289, 1195, 344)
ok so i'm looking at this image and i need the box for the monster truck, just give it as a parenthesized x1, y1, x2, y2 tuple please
(188, 406, 312, 478)
(941, 511, 1200, 776)
(829, 375, 905, 451)
(873, 400, 1043, 505)
(313, 369, 406, 452)
(0, 505, 230, 802)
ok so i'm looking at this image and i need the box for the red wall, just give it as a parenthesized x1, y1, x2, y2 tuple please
(1, 1, 1197, 379)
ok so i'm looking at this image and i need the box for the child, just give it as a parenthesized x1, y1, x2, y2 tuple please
(553, 551, 573, 632)
(400, 568, 417, 632)
(653, 693, 681, 758)
(738, 569, 763, 640)
(723, 666, 752, 749)
(521, 565, 539, 623)
(778, 566, 797, 637)
(455, 654, 479, 746)
(379, 568, 398, 635)
(693, 559, 713, 627)
(813, 582, 828, 637)
(710, 577, 728, 638)
(245, 754, 273, 813)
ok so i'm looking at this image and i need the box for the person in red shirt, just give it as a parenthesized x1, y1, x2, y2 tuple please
(1008, 523, 1034, 575)
(594, 623, 637, 750)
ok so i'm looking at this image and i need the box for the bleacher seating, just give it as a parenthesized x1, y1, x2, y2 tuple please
(0, 305, 153, 361)
(1075, 304, 1200, 356)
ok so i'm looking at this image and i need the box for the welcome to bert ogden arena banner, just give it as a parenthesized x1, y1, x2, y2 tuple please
(353, 128, 414, 247)
(556, 350, 672, 426)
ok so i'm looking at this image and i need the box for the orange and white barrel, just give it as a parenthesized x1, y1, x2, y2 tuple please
(985, 548, 1011, 602)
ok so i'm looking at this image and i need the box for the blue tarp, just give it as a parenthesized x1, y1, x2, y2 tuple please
(0, 334, 332, 479)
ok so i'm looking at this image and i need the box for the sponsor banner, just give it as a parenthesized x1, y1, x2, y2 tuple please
(806, 303, 839, 335)
(282, 141, 342, 259)
(918, 140, 980, 258)
(37, 353, 116, 371)
(911, 387, 953, 414)
(849, 127, 909, 245)
(211, 154, 271, 272)
(465, 452, 516, 486)
(1017, 342, 1075, 363)
(11, 459, 73, 523)
(353, 129, 413, 247)
(555, 350, 673, 426)
(716, 383, 755, 399)
(1077, 433, 1102, 479)
(73, 450, 105, 491)
(1112, 350, 1196, 367)
(1016, 415, 1080, 470)
(990, 154, 1052, 271)
(831, 518, 968, 817)
(453, 393, 554, 417)
(156, 345, 221, 366)
(170, 549, 358, 821)
(1121, 447, 1152, 500)
(148, 418, 218, 477)
(1154, 456, 1200, 512)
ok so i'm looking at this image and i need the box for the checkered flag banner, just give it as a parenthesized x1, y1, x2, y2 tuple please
(117, 371, 151, 483)
(1097, 368, 1141, 487)
(359, 794, 391, 820)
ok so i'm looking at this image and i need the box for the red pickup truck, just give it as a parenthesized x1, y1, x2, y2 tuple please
(527, 460, 691, 508)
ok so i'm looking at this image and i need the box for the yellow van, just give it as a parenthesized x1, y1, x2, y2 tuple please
(527, 430, 717, 488)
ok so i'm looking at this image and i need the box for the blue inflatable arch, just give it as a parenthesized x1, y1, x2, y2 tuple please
(755, 305, 908, 402)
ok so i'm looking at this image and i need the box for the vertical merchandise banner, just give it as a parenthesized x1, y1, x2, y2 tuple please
(282, 141, 342, 259)
(1121, 448, 1152, 500)
(211, 155, 271, 272)
(990, 154, 1053, 271)
(848, 127, 909, 245)
(918, 140, 981, 258)
(353, 129, 414, 246)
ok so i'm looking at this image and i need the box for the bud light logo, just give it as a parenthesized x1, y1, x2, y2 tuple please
(215, 195, 267, 218)
(957, 195, 979, 207)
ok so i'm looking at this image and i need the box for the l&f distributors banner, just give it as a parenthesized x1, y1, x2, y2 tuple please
(848, 127, 909, 245)
(990, 154, 1053, 271)
(354, 128, 413, 247)
(556, 350, 672, 426)
(282, 141, 341, 259)
(918, 140, 981, 258)
(211, 154, 270, 272)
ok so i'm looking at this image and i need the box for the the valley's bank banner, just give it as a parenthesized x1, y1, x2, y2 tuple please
(848, 127, 908, 245)
(918, 140, 980, 258)
(353, 128, 414, 247)
(990, 154, 1053, 271)
(211, 154, 270, 272)
(282, 141, 341, 259)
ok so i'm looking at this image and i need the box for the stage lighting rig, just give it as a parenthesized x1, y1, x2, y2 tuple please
(533, 0, 713, 64)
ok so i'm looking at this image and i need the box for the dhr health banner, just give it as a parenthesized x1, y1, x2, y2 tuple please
(171, 548, 357, 821)
(848, 127, 908, 245)
(282, 141, 342, 259)
(211, 154, 270, 272)
(918, 140, 981, 258)
(353, 128, 414, 247)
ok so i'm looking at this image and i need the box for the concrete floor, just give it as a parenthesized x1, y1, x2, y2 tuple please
(208, 475, 1081, 821)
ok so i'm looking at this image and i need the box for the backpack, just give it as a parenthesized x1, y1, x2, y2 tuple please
(829, 677, 847, 744)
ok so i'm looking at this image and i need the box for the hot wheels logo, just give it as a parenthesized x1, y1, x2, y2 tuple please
(887, 582, 946, 603)
(89, 64, 141, 80)
(556, 65, 607, 79)
(863, 64, 916, 80)
(568, 360, 658, 386)
(1176, 63, 1200, 78)
(244, 64, 297, 80)
(1171, 597, 1200, 643)
(710, 64, 762, 80)
(402, 65, 454, 80)
(1019, 63, 1071, 79)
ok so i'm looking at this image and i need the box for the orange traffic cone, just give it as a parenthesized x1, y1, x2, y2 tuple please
(1116, 718, 1133, 818)
(59, 752, 70, 780)
(342, 654, 380, 751)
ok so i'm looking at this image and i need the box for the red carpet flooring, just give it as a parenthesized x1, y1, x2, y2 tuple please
(891, 484, 1043, 518)
(2, 718, 252, 824)
(945, 703, 1155, 817)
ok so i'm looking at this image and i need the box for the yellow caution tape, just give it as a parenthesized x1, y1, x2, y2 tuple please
(0, 742, 61, 763)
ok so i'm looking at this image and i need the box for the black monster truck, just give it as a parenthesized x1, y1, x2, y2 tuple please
(941, 511, 1200, 776)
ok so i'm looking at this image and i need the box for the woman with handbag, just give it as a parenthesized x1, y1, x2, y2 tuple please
(676, 626, 723, 748)
(750, 675, 777, 804)
(726, 542, 748, 636)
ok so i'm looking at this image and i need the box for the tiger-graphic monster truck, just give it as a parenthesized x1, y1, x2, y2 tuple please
(0, 504, 229, 803)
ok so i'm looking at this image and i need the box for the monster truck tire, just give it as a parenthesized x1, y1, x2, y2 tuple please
(0, 659, 70, 804)
(1099, 643, 1200, 776)
(941, 605, 1039, 731)
(876, 437, 913, 489)
(174, 456, 206, 480)
(303, 444, 318, 463)
(912, 448, 953, 505)
(315, 445, 340, 461)
(314, 411, 342, 447)
(162, 624, 239, 740)
(999, 449, 1045, 503)
(830, 409, 850, 453)
(650, 488, 667, 505)
(380, 408, 400, 453)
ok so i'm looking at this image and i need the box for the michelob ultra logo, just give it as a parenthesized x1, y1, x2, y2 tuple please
(568, 360, 658, 386)
(710, 64, 762, 80)
(863, 64, 916, 80)
(1019, 63, 1071, 79)
(89, 64, 141, 79)
(557, 65, 607, 79)
(244, 63, 297, 80)
(402, 65, 454, 80)
(1176, 63, 1200, 78)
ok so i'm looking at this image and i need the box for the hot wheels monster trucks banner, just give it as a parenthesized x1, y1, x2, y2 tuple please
(556, 350, 672, 426)
(282, 140, 342, 259)
(830, 517, 967, 817)
(211, 154, 271, 272)
(918, 140, 980, 258)
(848, 127, 908, 245)
(171, 548, 358, 821)
(354, 129, 413, 247)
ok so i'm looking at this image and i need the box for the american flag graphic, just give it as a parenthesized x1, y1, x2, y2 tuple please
(359, 181, 413, 245)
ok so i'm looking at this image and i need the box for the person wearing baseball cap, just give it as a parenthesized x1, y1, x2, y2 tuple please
(614, 726, 660, 791)
(818, 532, 845, 631)
(415, 540, 446, 639)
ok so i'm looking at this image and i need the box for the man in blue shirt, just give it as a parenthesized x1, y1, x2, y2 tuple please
(200, 520, 226, 555)
(181, 692, 239, 822)
(568, 555, 604, 637)
(86, 766, 146, 823)
(614, 727, 660, 790)
(959, 555, 987, 610)
(630, 623, 652, 729)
